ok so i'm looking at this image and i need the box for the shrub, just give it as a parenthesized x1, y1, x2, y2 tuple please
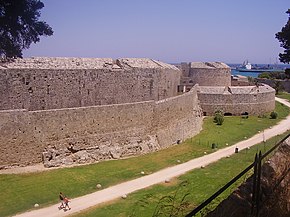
(270, 111, 278, 119)
(285, 68, 290, 79)
(258, 72, 271, 79)
(214, 111, 224, 125)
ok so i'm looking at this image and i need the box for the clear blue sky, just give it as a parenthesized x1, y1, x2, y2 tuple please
(23, 0, 290, 64)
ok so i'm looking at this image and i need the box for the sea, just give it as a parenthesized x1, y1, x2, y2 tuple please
(229, 64, 290, 78)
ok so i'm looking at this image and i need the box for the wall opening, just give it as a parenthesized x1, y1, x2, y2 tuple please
(224, 113, 233, 116)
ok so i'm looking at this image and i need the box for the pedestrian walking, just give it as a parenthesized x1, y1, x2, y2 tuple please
(63, 197, 71, 211)
(58, 192, 65, 210)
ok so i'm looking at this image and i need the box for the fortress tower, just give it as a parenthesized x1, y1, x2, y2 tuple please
(178, 61, 275, 116)
(179, 62, 231, 89)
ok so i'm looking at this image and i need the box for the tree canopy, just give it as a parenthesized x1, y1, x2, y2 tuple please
(276, 9, 290, 64)
(0, 0, 53, 58)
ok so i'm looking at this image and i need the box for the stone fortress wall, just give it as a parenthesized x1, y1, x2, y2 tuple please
(0, 58, 202, 168)
(178, 62, 276, 115)
(197, 85, 275, 115)
(0, 58, 180, 111)
(0, 58, 276, 169)
(178, 62, 231, 87)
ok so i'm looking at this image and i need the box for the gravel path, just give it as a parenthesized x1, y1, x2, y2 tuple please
(11, 97, 290, 217)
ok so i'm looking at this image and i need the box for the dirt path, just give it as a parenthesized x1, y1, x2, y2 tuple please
(11, 97, 290, 217)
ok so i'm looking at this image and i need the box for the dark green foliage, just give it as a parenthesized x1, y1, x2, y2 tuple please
(270, 111, 278, 119)
(273, 80, 284, 95)
(285, 68, 290, 79)
(0, 0, 53, 58)
(214, 110, 224, 125)
(258, 72, 271, 79)
(258, 71, 286, 80)
(276, 9, 290, 64)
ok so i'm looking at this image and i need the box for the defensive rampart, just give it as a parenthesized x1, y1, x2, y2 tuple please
(197, 84, 275, 115)
(154, 86, 202, 148)
(0, 58, 180, 111)
(0, 58, 277, 169)
(0, 85, 202, 169)
(179, 62, 231, 87)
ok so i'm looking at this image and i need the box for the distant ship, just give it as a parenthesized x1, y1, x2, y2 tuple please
(236, 60, 284, 72)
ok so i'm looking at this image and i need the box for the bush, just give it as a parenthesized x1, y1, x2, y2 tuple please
(258, 72, 271, 79)
(214, 111, 224, 125)
(270, 111, 278, 119)
(285, 68, 290, 79)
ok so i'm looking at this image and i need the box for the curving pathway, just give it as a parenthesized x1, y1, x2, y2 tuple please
(12, 97, 290, 217)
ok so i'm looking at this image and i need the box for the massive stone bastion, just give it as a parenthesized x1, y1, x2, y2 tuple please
(197, 85, 275, 116)
(0, 58, 276, 169)
(0, 58, 203, 169)
(0, 57, 181, 110)
(178, 62, 276, 116)
(179, 62, 231, 88)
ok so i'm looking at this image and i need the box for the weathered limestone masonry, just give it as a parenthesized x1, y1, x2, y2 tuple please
(178, 62, 276, 115)
(0, 58, 276, 168)
(0, 58, 180, 110)
(154, 87, 202, 148)
(179, 62, 231, 88)
(197, 85, 275, 115)
(0, 58, 203, 168)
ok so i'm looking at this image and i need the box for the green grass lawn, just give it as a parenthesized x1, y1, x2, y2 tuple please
(71, 131, 290, 217)
(277, 91, 290, 101)
(0, 101, 289, 217)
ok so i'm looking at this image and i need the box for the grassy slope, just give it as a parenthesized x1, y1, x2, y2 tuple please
(277, 92, 290, 101)
(72, 132, 290, 217)
(0, 101, 289, 217)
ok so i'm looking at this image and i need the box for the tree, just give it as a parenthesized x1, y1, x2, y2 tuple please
(276, 9, 290, 64)
(0, 0, 53, 58)
(258, 72, 271, 79)
(273, 80, 284, 95)
(285, 68, 290, 79)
